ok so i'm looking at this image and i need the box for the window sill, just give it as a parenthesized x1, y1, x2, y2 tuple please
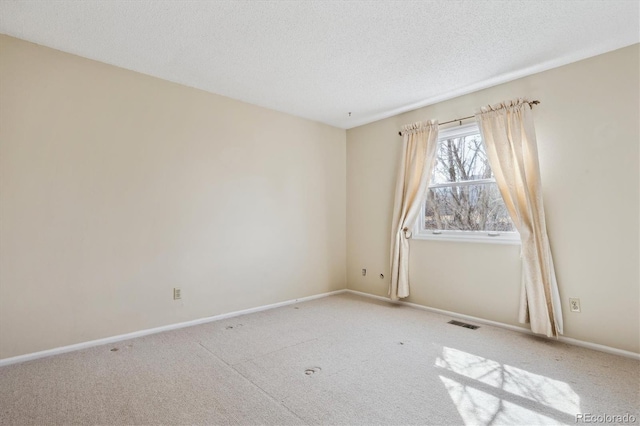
(412, 232, 521, 245)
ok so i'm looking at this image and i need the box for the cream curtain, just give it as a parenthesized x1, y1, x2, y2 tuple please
(475, 99, 563, 337)
(389, 121, 438, 301)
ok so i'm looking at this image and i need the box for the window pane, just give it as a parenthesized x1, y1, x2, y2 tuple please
(424, 183, 514, 232)
(432, 133, 491, 184)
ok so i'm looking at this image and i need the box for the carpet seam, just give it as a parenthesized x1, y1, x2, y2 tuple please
(228, 336, 322, 367)
(197, 342, 307, 425)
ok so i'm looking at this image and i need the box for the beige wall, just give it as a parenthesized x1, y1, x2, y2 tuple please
(0, 35, 346, 360)
(347, 44, 640, 353)
(2, 34, 638, 360)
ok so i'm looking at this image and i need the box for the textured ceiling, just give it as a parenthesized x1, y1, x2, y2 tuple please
(1, 1, 638, 129)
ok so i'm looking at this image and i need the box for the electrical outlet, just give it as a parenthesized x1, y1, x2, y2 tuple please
(569, 298, 580, 312)
(362, 268, 367, 276)
(173, 288, 181, 300)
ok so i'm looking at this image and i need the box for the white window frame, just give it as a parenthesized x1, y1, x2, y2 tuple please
(413, 123, 520, 245)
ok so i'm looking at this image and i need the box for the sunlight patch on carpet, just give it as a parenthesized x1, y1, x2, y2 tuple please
(435, 347, 580, 422)
(439, 376, 566, 425)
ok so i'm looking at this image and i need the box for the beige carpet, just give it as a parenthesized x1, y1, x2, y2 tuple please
(1, 293, 638, 425)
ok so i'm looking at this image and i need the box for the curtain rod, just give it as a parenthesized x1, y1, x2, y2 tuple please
(397, 100, 540, 136)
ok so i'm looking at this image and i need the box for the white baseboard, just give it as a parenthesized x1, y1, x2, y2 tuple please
(345, 289, 640, 360)
(3, 287, 637, 367)
(0, 289, 348, 367)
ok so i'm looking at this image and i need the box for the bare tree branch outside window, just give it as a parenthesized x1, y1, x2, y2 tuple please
(424, 132, 514, 232)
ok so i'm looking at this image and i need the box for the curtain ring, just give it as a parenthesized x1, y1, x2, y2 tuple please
(402, 227, 412, 239)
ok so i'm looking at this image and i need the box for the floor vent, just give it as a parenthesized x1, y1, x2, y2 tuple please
(448, 320, 480, 330)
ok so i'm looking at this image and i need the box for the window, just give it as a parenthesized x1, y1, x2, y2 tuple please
(414, 123, 519, 244)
